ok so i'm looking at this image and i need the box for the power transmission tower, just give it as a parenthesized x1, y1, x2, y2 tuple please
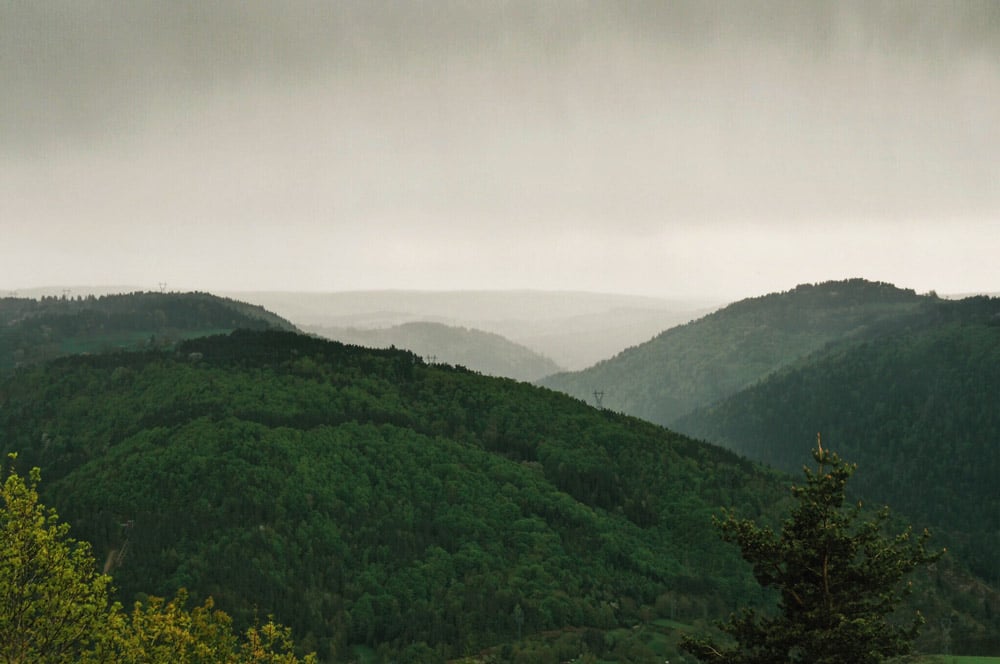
(103, 519, 135, 574)
(593, 390, 604, 409)
(158, 282, 167, 293)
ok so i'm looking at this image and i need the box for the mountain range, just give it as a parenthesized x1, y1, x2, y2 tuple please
(1, 282, 998, 659)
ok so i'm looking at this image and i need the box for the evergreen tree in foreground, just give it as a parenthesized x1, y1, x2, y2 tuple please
(682, 439, 943, 664)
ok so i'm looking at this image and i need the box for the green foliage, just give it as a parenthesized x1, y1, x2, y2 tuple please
(240, 621, 320, 664)
(7, 323, 987, 660)
(0, 329, 784, 660)
(89, 590, 239, 663)
(676, 296, 1000, 586)
(0, 453, 113, 663)
(0, 457, 314, 663)
(682, 445, 943, 664)
(90, 589, 317, 664)
(919, 658, 1000, 664)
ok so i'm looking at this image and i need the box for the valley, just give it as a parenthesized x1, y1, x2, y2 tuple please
(222, 290, 717, 371)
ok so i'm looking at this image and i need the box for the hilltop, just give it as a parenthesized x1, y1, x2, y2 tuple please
(0, 291, 296, 374)
(676, 294, 1000, 612)
(536, 281, 1000, 655)
(539, 279, 932, 425)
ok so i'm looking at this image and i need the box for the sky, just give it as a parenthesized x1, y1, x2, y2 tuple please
(2, 1, 998, 301)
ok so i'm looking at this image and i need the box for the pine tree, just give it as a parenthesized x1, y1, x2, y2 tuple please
(682, 439, 943, 663)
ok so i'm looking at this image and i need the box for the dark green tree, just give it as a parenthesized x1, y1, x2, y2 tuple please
(682, 439, 943, 663)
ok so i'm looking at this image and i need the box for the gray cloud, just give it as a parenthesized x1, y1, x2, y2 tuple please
(2, 2, 998, 297)
(5, 1, 997, 142)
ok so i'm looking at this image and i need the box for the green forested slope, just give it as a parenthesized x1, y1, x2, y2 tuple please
(677, 296, 1000, 590)
(0, 329, 788, 662)
(0, 291, 297, 374)
(307, 321, 563, 382)
(539, 279, 930, 426)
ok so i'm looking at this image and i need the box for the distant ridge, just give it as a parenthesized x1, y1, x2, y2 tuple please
(307, 320, 563, 382)
(539, 279, 930, 424)
(0, 291, 296, 373)
(224, 289, 717, 369)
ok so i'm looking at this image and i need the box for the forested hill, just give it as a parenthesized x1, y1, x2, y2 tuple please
(0, 328, 781, 661)
(676, 294, 1000, 588)
(0, 328, 992, 659)
(0, 291, 296, 374)
(307, 321, 563, 382)
(538, 279, 931, 426)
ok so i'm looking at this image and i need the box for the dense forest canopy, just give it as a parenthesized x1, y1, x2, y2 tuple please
(1, 329, 793, 661)
(1, 284, 996, 659)
(677, 295, 1000, 593)
(1, 458, 317, 663)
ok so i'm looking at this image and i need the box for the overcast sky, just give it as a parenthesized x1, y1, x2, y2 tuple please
(2, 1, 998, 300)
